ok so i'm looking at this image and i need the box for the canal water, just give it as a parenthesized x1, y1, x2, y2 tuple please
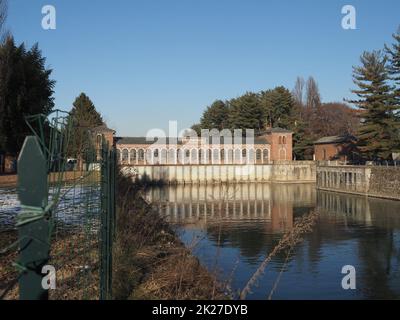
(146, 183, 400, 300)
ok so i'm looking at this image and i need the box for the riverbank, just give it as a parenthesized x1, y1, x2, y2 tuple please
(113, 173, 226, 300)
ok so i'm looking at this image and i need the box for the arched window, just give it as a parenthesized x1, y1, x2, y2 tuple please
(242, 149, 247, 158)
(228, 149, 233, 164)
(199, 149, 204, 163)
(249, 149, 255, 164)
(130, 149, 137, 163)
(234, 149, 241, 163)
(279, 136, 282, 144)
(323, 148, 327, 160)
(263, 149, 269, 162)
(138, 149, 145, 162)
(213, 149, 219, 164)
(256, 149, 262, 162)
(283, 136, 286, 144)
(122, 149, 129, 163)
(191, 149, 198, 163)
(208, 149, 212, 164)
(161, 149, 167, 164)
(168, 149, 176, 164)
(220, 149, 225, 163)
(177, 149, 183, 164)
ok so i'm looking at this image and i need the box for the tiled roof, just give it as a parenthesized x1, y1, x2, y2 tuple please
(314, 135, 355, 145)
(116, 136, 269, 145)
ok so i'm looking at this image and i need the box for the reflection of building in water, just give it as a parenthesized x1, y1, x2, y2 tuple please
(317, 190, 400, 229)
(317, 190, 372, 225)
(146, 183, 316, 232)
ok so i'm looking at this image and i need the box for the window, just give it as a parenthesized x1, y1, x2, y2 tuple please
(283, 136, 286, 144)
(122, 149, 129, 162)
(130, 149, 137, 162)
(138, 149, 145, 161)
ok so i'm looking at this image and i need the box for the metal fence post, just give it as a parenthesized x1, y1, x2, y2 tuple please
(17, 136, 50, 300)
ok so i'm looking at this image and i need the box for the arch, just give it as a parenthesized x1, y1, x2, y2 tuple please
(220, 149, 225, 164)
(234, 149, 241, 164)
(153, 149, 159, 164)
(213, 149, 220, 164)
(138, 149, 145, 162)
(145, 149, 152, 164)
(122, 149, 129, 163)
(263, 149, 269, 162)
(177, 149, 183, 164)
(256, 149, 262, 164)
(191, 149, 198, 164)
(248, 149, 255, 164)
(199, 149, 204, 164)
(208, 149, 212, 165)
(279, 148, 287, 160)
(228, 149, 233, 164)
(283, 136, 286, 144)
(161, 149, 167, 164)
(168, 149, 176, 164)
(130, 149, 137, 164)
(96, 134, 102, 149)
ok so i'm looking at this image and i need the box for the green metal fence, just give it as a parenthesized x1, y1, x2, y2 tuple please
(0, 110, 116, 300)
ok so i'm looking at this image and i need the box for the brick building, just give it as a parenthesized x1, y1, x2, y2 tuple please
(314, 135, 358, 162)
(113, 127, 293, 165)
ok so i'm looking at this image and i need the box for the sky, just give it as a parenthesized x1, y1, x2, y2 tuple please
(6, 0, 400, 136)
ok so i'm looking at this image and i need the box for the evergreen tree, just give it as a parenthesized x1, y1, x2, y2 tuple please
(385, 27, 400, 117)
(199, 100, 229, 130)
(0, 37, 55, 154)
(260, 86, 294, 129)
(68, 93, 103, 165)
(228, 92, 264, 133)
(349, 50, 400, 160)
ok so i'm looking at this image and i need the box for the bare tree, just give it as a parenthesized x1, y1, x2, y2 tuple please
(0, 0, 8, 43)
(306, 76, 321, 109)
(292, 76, 305, 106)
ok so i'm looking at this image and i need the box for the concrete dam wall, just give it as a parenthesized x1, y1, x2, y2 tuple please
(317, 165, 400, 200)
(122, 161, 316, 184)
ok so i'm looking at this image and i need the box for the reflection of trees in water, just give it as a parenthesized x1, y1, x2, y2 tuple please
(357, 228, 399, 299)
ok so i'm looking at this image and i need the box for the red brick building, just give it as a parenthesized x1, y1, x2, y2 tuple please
(314, 135, 358, 162)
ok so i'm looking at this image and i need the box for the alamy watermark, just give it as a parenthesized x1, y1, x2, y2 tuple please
(41, 5, 56, 30)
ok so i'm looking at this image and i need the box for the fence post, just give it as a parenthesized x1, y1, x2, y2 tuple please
(17, 136, 50, 300)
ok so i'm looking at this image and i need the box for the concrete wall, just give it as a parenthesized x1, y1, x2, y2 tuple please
(122, 161, 316, 184)
(317, 165, 400, 200)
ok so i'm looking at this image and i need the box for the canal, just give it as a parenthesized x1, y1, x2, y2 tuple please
(146, 183, 400, 300)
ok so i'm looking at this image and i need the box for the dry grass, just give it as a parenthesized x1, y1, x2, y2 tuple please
(113, 172, 226, 300)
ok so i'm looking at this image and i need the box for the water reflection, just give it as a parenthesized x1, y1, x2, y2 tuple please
(147, 183, 400, 300)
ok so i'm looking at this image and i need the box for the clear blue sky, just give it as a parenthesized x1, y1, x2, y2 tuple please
(7, 0, 400, 136)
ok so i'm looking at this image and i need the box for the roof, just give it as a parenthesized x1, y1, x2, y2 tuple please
(314, 135, 355, 145)
(116, 136, 269, 145)
(259, 127, 293, 134)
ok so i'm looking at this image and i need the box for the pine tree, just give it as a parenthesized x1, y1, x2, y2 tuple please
(67, 93, 103, 167)
(0, 37, 55, 154)
(228, 92, 264, 133)
(199, 100, 229, 130)
(349, 50, 399, 160)
(385, 27, 400, 117)
(260, 86, 294, 129)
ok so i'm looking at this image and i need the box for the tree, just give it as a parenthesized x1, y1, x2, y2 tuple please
(68, 93, 103, 167)
(228, 92, 264, 133)
(312, 103, 360, 137)
(292, 76, 305, 107)
(260, 86, 294, 129)
(385, 26, 400, 116)
(0, 38, 55, 154)
(348, 50, 400, 160)
(306, 76, 321, 109)
(199, 100, 229, 130)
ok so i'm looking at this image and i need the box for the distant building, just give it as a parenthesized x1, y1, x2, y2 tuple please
(314, 135, 359, 162)
(112, 127, 293, 165)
